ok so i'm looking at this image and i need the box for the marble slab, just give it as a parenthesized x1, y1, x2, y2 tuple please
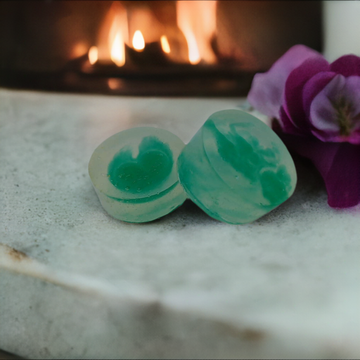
(0, 89, 360, 359)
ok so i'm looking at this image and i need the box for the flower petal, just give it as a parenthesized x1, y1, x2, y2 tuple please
(279, 106, 305, 135)
(284, 57, 330, 131)
(309, 75, 360, 144)
(274, 130, 360, 208)
(247, 45, 322, 119)
(330, 54, 360, 77)
(302, 71, 336, 118)
(325, 143, 360, 207)
(342, 76, 360, 120)
(310, 74, 346, 134)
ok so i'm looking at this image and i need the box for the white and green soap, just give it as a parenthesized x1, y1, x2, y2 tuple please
(177, 109, 297, 224)
(88, 127, 187, 223)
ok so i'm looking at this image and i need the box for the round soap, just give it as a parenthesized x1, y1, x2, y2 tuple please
(178, 109, 297, 224)
(89, 127, 187, 223)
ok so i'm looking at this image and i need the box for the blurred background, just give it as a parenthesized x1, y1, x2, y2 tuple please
(0, 1, 322, 96)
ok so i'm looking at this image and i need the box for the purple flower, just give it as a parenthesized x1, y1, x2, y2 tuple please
(248, 45, 360, 208)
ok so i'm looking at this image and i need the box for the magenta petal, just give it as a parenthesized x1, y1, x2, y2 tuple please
(284, 57, 330, 130)
(302, 71, 336, 118)
(279, 106, 305, 135)
(247, 45, 322, 118)
(309, 75, 360, 144)
(325, 144, 360, 207)
(330, 55, 360, 77)
(309, 74, 346, 136)
(274, 131, 360, 208)
(342, 76, 360, 122)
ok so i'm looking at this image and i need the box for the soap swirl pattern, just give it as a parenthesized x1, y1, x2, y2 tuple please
(207, 120, 292, 206)
(108, 136, 173, 194)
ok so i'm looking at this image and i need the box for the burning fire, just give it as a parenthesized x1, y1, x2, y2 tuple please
(108, 4, 128, 67)
(160, 36, 171, 54)
(132, 30, 145, 52)
(176, 1, 217, 64)
(180, 28, 200, 65)
(110, 32, 126, 67)
(88, 46, 98, 65)
(91, 1, 217, 67)
(92, 2, 128, 67)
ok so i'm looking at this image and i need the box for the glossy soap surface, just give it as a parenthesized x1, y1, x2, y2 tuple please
(108, 136, 173, 195)
(178, 109, 297, 224)
(89, 127, 186, 222)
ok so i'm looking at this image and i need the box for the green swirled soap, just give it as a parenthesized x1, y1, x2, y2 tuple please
(178, 109, 297, 224)
(89, 127, 187, 223)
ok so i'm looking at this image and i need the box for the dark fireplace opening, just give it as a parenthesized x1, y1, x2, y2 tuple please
(0, 1, 322, 96)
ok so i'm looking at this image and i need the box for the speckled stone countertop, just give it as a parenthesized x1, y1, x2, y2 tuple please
(0, 89, 360, 359)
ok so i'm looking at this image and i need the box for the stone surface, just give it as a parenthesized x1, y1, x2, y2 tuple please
(0, 349, 22, 359)
(89, 127, 186, 223)
(0, 89, 360, 359)
(178, 110, 297, 224)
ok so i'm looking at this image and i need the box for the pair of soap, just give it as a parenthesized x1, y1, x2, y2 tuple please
(88, 110, 297, 224)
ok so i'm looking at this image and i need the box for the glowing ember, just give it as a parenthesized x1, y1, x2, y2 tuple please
(176, 1, 217, 64)
(160, 35, 171, 54)
(111, 32, 126, 67)
(108, 78, 123, 90)
(72, 42, 88, 58)
(88, 46, 98, 65)
(132, 30, 145, 51)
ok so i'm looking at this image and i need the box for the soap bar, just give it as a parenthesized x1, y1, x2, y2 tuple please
(178, 109, 297, 224)
(89, 127, 187, 223)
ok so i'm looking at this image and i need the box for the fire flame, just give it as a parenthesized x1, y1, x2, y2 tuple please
(95, 2, 128, 66)
(176, 1, 217, 64)
(182, 30, 200, 65)
(111, 32, 126, 67)
(94, 1, 217, 67)
(88, 46, 98, 65)
(160, 35, 171, 54)
(132, 30, 145, 51)
(108, 5, 128, 67)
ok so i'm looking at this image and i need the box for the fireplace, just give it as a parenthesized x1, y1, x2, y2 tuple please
(0, 1, 322, 96)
